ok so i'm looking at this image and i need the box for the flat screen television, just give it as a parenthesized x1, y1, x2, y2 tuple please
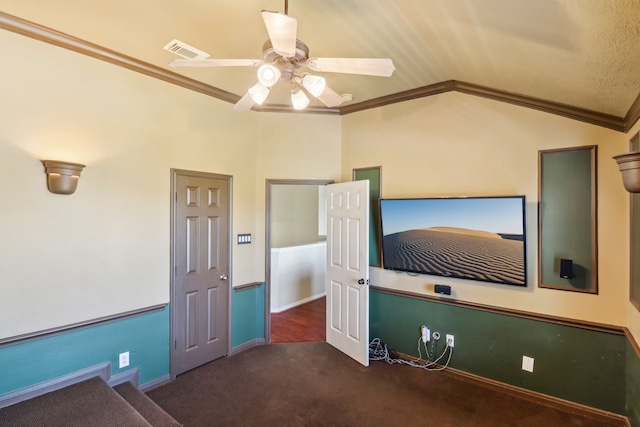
(379, 196, 527, 287)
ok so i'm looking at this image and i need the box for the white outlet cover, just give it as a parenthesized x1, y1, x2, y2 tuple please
(446, 334, 455, 347)
(522, 355, 534, 372)
(119, 351, 130, 368)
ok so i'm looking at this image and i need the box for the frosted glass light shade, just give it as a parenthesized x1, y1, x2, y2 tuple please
(257, 64, 281, 88)
(291, 88, 309, 110)
(248, 83, 270, 105)
(301, 74, 326, 97)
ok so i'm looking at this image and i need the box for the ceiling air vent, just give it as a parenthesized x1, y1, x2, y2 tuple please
(163, 39, 210, 60)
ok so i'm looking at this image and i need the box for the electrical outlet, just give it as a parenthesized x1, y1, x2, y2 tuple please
(522, 355, 534, 372)
(421, 325, 430, 343)
(446, 334, 455, 347)
(119, 351, 130, 369)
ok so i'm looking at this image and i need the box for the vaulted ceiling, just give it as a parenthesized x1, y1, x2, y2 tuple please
(1, 1, 639, 130)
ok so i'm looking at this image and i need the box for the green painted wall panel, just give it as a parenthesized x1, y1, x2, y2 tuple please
(0, 306, 170, 395)
(231, 284, 265, 348)
(354, 168, 381, 267)
(370, 291, 625, 414)
(628, 341, 640, 427)
(540, 148, 594, 289)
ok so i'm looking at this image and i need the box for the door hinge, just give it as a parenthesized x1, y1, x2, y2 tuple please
(174, 340, 177, 350)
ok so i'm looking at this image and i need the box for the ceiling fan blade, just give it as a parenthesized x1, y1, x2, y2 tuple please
(170, 59, 263, 68)
(307, 58, 395, 77)
(233, 92, 256, 111)
(261, 11, 297, 57)
(315, 86, 345, 108)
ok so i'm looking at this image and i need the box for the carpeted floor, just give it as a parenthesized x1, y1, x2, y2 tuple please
(0, 377, 151, 427)
(147, 342, 623, 427)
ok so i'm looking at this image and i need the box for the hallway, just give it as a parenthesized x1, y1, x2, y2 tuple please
(270, 297, 325, 343)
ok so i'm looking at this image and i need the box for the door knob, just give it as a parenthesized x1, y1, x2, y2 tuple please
(220, 275, 228, 281)
(358, 278, 365, 285)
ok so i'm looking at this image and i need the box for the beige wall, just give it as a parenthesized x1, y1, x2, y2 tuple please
(626, 120, 640, 344)
(0, 30, 341, 338)
(1, 19, 638, 340)
(271, 185, 324, 248)
(342, 92, 630, 326)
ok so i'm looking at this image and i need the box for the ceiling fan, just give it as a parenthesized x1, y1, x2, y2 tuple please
(168, 1, 395, 111)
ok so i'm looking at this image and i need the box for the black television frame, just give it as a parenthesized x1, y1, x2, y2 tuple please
(379, 195, 527, 287)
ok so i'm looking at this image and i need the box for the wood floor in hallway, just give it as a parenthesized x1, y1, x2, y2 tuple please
(270, 297, 325, 343)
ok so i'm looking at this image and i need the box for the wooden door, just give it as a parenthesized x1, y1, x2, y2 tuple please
(172, 170, 231, 375)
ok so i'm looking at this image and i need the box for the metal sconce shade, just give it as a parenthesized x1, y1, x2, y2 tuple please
(41, 160, 86, 195)
(613, 151, 640, 193)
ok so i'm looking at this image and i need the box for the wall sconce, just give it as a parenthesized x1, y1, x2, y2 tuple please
(41, 160, 86, 195)
(613, 151, 640, 193)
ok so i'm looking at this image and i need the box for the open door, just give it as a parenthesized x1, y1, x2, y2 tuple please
(326, 180, 370, 366)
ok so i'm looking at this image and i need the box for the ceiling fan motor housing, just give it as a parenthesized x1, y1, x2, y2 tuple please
(262, 39, 310, 83)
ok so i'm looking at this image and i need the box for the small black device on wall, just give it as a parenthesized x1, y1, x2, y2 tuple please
(434, 284, 451, 295)
(560, 258, 574, 279)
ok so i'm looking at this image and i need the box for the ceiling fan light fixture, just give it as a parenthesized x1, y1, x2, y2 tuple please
(257, 64, 281, 88)
(301, 74, 326, 97)
(248, 83, 271, 105)
(291, 87, 310, 110)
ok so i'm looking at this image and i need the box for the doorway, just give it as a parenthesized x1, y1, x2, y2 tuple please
(170, 169, 232, 377)
(265, 179, 333, 343)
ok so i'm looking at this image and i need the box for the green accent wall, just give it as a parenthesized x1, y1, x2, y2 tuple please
(370, 290, 626, 414)
(353, 167, 382, 267)
(539, 148, 595, 290)
(629, 340, 640, 427)
(0, 306, 170, 395)
(231, 283, 265, 349)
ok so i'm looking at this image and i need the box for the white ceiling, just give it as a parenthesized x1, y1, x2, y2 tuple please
(1, 0, 639, 117)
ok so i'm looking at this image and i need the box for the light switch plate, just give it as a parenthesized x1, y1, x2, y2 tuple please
(237, 233, 251, 244)
(522, 355, 534, 372)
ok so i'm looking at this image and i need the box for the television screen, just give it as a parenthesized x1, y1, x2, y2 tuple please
(379, 196, 527, 287)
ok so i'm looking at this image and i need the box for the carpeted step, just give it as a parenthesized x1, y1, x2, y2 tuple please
(0, 376, 152, 427)
(114, 381, 182, 427)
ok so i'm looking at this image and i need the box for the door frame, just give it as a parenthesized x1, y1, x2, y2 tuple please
(170, 168, 233, 379)
(264, 178, 333, 343)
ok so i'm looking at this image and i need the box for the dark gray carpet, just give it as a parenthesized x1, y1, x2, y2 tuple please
(114, 381, 182, 427)
(147, 342, 623, 427)
(0, 376, 151, 427)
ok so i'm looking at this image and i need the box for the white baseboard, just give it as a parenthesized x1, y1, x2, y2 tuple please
(108, 368, 139, 387)
(140, 374, 172, 393)
(230, 338, 266, 356)
(271, 293, 325, 314)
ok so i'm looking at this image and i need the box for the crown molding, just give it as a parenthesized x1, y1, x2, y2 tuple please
(624, 92, 640, 132)
(0, 11, 636, 131)
(0, 11, 241, 104)
(341, 80, 628, 132)
(253, 104, 340, 114)
(339, 81, 454, 115)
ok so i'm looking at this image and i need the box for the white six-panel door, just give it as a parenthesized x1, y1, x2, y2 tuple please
(326, 180, 370, 366)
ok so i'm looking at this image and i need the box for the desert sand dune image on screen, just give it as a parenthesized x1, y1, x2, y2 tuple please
(382, 227, 525, 286)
